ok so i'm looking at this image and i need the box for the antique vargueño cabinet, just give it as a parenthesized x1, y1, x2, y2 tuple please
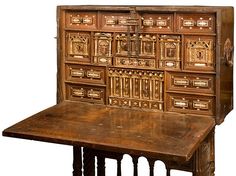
(3, 5, 234, 176)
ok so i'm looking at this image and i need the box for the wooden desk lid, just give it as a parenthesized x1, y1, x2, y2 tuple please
(3, 101, 214, 162)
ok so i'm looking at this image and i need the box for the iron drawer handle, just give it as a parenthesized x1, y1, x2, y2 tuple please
(224, 38, 233, 67)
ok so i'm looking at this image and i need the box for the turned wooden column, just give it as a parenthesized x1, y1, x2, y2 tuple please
(97, 155, 105, 176)
(166, 167, 171, 176)
(148, 159, 155, 176)
(131, 155, 139, 176)
(117, 156, 123, 176)
(83, 147, 95, 176)
(73, 146, 82, 176)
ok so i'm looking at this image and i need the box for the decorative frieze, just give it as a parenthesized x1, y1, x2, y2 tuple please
(114, 57, 156, 69)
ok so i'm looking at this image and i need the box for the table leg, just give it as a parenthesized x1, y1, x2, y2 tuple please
(148, 159, 155, 176)
(83, 147, 95, 176)
(73, 146, 82, 176)
(193, 130, 215, 176)
(97, 155, 105, 176)
(166, 167, 171, 176)
(131, 155, 139, 176)
(117, 157, 122, 176)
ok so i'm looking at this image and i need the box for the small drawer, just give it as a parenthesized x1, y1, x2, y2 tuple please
(141, 13, 174, 32)
(114, 57, 156, 69)
(166, 93, 215, 116)
(65, 11, 97, 30)
(108, 97, 163, 111)
(65, 32, 91, 63)
(177, 13, 215, 33)
(65, 64, 106, 85)
(66, 83, 106, 104)
(159, 35, 181, 70)
(93, 33, 113, 65)
(159, 60, 181, 69)
(101, 12, 133, 32)
(166, 72, 215, 94)
(184, 36, 215, 71)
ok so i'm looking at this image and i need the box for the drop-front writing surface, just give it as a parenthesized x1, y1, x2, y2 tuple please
(57, 6, 234, 124)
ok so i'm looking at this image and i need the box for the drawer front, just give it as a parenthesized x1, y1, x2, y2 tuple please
(166, 72, 215, 94)
(115, 33, 157, 58)
(114, 57, 156, 69)
(109, 97, 163, 111)
(177, 13, 215, 33)
(66, 64, 106, 85)
(101, 12, 133, 31)
(141, 13, 173, 32)
(65, 11, 97, 30)
(184, 36, 215, 71)
(159, 35, 181, 69)
(93, 33, 113, 65)
(166, 93, 215, 116)
(66, 83, 106, 104)
(65, 32, 91, 63)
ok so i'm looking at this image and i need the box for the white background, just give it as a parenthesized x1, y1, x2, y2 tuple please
(0, 0, 235, 176)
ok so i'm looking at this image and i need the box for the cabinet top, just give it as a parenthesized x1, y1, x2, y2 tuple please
(57, 5, 233, 12)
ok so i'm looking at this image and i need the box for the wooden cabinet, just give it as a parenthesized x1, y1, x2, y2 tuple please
(58, 6, 233, 124)
(2, 6, 233, 176)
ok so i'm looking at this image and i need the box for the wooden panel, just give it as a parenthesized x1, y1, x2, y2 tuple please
(159, 35, 181, 69)
(66, 83, 106, 104)
(166, 72, 215, 94)
(184, 36, 215, 71)
(177, 13, 215, 33)
(65, 64, 106, 85)
(108, 68, 164, 111)
(166, 93, 215, 116)
(65, 11, 97, 30)
(194, 131, 215, 176)
(141, 13, 173, 32)
(65, 32, 91, 63)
